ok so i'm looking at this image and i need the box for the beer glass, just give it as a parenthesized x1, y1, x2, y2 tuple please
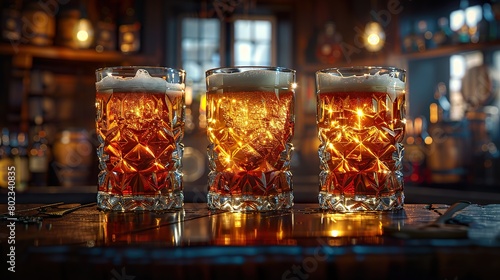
(205, 67, 296, 211)
(316, 67, 406, 211)
(95, 66, 185, 211)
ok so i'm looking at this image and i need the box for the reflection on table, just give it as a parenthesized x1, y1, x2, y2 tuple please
(2, 203, 500, 280)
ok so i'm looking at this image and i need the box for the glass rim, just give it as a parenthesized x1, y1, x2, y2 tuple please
(206, 66, 296, 76)
(95, 66, 185, 74)
(316, 66, 406, 75)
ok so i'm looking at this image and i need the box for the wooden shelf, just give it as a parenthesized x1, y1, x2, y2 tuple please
(0, 43, 153, 65)
(402, 41, 500, 60)
(298, 41, 500, 73)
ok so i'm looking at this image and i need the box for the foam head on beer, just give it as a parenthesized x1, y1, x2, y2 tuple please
(96, 69, 183, 95)
(316, 70, 405, 100)
(206, 69, 295, 91)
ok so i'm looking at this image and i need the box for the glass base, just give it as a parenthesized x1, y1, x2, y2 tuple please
(97, 191, 184, 211)
(318, 191, 404, 212)
(207, 191, 294, 212)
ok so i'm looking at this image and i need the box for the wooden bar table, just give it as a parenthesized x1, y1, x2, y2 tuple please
(1, 203, 500, 280)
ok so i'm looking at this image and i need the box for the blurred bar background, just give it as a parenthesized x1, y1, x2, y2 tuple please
(1, 0, 499, 204)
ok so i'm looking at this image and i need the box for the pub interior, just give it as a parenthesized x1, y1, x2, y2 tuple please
(1, 0, 500, 279)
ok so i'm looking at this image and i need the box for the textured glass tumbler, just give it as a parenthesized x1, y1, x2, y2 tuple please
(316, 67, 406, 212)
(205, 67, 296, 211)
(95, 66, 185, 211)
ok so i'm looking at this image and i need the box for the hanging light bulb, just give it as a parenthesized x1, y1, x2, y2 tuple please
(364, 21, 385, 52)
(72, 1, 94, 49)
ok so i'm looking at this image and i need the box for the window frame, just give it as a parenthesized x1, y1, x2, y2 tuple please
(177, 16, 227, 93)
(177, 14, 278, 98)
(230, 15, 277, 66)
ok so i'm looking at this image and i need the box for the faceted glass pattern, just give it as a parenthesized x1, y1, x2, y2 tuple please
(95, 67, 185, 211)
(317, 68, 406, 212)
(206, 89, 295, 212)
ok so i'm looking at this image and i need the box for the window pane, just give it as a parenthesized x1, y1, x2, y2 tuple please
(202, 19, 220, 39)
(235, 41, 252, 65)
(181, 17, 221, 94)
(200, 39, 218, 60)
(254, 20, 271, 41)
(234, 18, 273, 66)
(254, 43, 270, 65)
(182, 18, 199, 38)
(184, 61, 203, 83)
(182, 39, 199, 60)
(235, 20, 252, 40)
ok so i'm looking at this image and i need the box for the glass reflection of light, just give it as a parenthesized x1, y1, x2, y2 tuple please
(329, 230, 340, 237)
(210, 212, 293, 245)
(320, 213, 384, 238)
(98, 210, 184, 246)
(172, 217, 183, 246)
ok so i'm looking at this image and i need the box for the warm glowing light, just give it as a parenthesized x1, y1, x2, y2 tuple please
(73, 18, 94, 49)
(364, 21, 385, 52)
(414, 117, 423, 135)
(429, 103, 438, 123)
(330, 230, 340, 237)
(185, 86, 193, 105)
(424, 136, 433, 145)
(77, 30, 89, 41)
(367, 33, 380, 45)
(450, 10, 465, 31)
(356, 109, 364, 117)
(200, 94, 207, 113)
(406, 119, 414, 136)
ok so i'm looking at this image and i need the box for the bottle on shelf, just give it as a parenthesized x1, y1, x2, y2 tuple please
(403, 117, 430, 185)
(402, 20, 417, 53)
(478, 2, 498, 42)
(416, 19, 432, 51)
(0, 0, 22, 43)
(28, 116, 50, 187)
(433, 17, 453, 47)
(450, 0, 471, 44)
(10, 130, 29, 191)
(0, 127, 14, 189)
(21, 0, 56, 46)
(95, 4, 117, 52)
(430, 82, 451, 123)
(315, 21, 343, 64)
(402, 20, 426, 53)
(118, 0, 141, 54)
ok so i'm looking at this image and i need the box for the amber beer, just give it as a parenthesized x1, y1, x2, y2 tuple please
(95, 67, 185, 211)
(316, 67, 406, 212)
(205, 67, 296, 211)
